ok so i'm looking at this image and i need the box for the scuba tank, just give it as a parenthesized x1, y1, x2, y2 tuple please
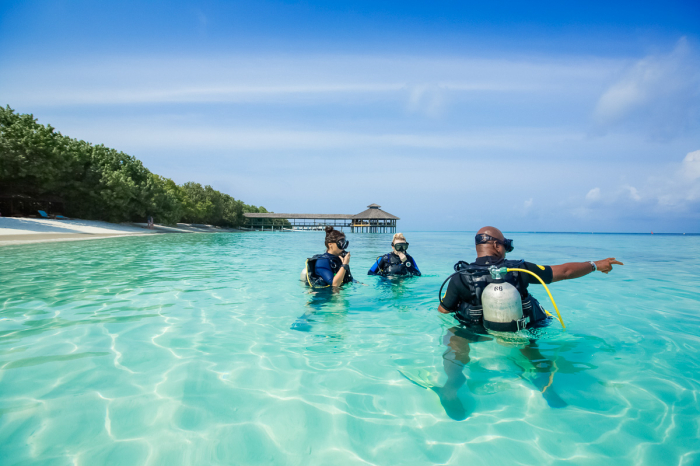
(302, 253, 353, 287)
(481, 267, 529, 332)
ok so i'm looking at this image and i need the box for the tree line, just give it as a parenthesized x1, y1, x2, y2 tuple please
(0, 106, 285, 227)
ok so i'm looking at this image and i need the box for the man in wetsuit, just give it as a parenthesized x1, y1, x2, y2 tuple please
(438, 226, 623, 319)
(431, 226, 623, 420)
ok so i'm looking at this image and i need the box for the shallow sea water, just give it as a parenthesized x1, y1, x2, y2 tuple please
(1, 231, 699, 465)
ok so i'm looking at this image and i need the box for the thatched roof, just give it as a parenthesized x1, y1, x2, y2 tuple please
(353, 204, 399, 220)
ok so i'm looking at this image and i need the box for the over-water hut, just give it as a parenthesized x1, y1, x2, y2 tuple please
(351, 204, 398, 233)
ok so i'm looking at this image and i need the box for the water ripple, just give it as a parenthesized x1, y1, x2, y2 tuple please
(0, 232, 699, 465)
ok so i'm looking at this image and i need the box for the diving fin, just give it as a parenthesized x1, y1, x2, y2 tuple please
(398, 369, 439, 389)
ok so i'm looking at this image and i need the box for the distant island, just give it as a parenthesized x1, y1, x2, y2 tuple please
(0, 106, 286, 228)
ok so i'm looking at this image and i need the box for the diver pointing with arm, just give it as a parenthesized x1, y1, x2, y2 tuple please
(550, 257, 621, 281)
(424, 225, 624, 420)
(437, 226, 623, 322)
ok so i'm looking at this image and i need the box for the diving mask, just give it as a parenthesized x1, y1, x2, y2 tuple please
(393, 242, 409, 252)
(475, 234, 514, 253)
(336, 239, 349, 250)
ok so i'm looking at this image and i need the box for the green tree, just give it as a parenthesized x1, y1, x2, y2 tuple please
(1, 105, 275, 227)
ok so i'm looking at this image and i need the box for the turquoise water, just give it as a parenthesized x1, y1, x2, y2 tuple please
(1, 231, 699, 465)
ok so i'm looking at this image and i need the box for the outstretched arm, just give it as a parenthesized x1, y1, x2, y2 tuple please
(551, 258, 623, 282)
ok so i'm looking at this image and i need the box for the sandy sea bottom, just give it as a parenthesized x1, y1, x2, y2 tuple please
(1, 231, 699, 465)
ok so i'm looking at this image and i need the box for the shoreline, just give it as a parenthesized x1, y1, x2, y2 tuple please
(0, 232, 157, 247)
(0, 218, 242, 247)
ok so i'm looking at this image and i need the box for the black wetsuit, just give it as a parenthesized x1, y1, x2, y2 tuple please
(441, 256, 553, 327)
(368, 252, 421, 276)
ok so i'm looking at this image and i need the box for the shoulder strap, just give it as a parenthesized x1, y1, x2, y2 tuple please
(454, 260, 470, 272)
(374, 256, 385, 272)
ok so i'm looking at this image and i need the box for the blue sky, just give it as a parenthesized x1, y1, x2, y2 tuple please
(1, 0, 699, 232)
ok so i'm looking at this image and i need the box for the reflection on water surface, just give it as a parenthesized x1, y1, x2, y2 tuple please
(1, 232, 699, 465)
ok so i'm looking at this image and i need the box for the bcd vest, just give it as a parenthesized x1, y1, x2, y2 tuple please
(446, 259, 547, 327)
(376, 253, 418, 276)
(306, 253, 354, 287)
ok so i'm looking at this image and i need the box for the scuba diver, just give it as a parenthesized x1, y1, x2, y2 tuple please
(438, 226, 623, 328)
(300, 226, 353, 288)
(367, 233, 421, 277)
(294, 227, 353, 331)
(425, 225, 624, 420)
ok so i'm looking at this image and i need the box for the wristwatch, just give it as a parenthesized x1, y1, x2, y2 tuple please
(342, 264, 350, 271)
(589, 261, 597, 272)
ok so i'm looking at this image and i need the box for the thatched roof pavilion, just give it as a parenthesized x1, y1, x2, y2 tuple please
(351, 204, 398, 233)
(243, 203, 399, 232)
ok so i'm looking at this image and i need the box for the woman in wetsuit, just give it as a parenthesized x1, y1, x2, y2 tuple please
(367, 233, 421, 277)
(304, 226, 353, 287)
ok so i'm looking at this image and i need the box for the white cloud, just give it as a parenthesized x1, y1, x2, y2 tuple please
(0, 54, 620, 107)
(575, 151, 700, 221)
(683, 150, 700, 180)
(406, 84, 446, 118)
(58, 119, 585, 151)
(586, 187, 601, 201)
(593, 38, 700, 139)
(625, 186, 641, 201)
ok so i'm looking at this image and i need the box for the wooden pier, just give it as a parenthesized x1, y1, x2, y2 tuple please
(243, 204, 399, 233)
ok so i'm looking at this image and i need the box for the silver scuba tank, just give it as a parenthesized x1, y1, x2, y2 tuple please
(482, 267, 529, 332)
(300, 268, 307, 282)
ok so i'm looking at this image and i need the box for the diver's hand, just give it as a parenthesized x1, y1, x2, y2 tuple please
(595, 258, 624, 274)
(342, 252, 351, 265)
(396, 251, 407, 262)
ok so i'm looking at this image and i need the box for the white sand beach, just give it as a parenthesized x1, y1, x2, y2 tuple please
(0, 218, 158, 246)
(0, 218, 236, 246)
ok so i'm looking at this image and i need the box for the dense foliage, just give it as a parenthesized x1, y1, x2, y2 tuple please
(0, 106, 281, 227)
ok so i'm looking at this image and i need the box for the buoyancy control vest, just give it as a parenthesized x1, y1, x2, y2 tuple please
(305, 252, 354, 287)
(376, 253, 420, 276)
(442, 259, 548, 327)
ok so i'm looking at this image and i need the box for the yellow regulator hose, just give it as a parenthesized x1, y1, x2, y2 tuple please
(506, 268, 566, 329)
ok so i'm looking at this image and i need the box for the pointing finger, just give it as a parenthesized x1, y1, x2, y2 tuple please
(611, 260, 624, 265)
